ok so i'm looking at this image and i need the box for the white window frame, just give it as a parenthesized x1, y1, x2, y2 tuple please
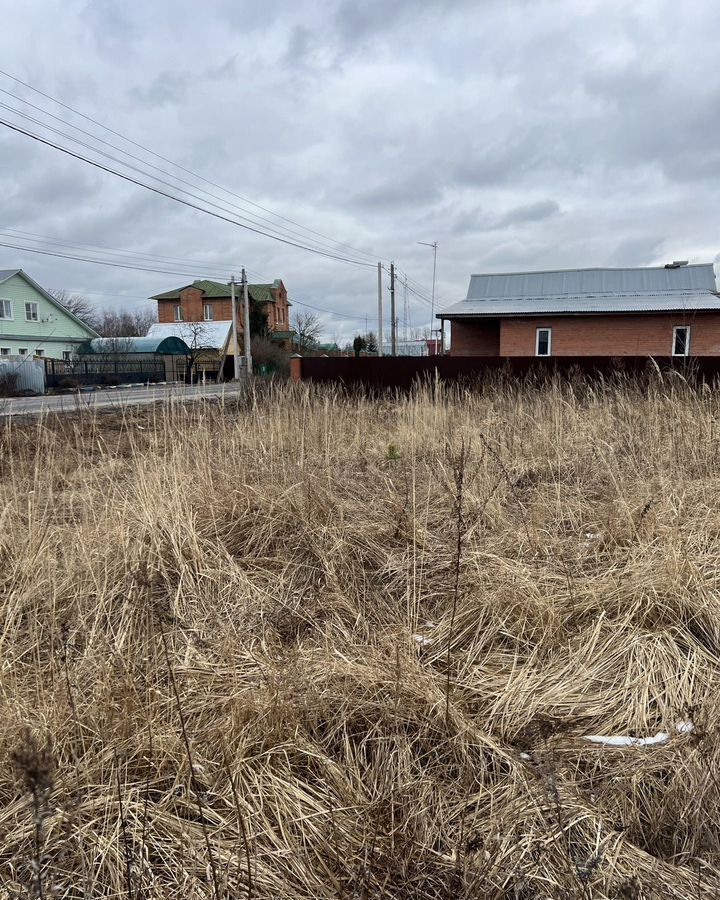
(672, 325, 691, 357)
(25, 301, 39, 322)
(0, 348, 10, 356)
(18, 348, 28, 356)
(0, 299, 13, 320)
(62, 351, 72, 362)
(203, 303, 214, 321)
(174, 305, 183, 322)
(34, 348, 45, 358)
(535, 326, 552, 357)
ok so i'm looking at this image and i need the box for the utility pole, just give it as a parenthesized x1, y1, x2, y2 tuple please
(389, 262, 397, 356)
(403, 274, 408, 343)
(241, 267, 253, 377)
(230, 274, 240, 380)
(377, 262, 383, 357)
(418, 240, 438, 352)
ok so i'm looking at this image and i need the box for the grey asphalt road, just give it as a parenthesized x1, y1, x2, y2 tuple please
(0, 382, 246, 416)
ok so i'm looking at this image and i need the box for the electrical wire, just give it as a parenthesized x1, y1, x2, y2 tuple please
(0, 93, 379, 266)
(0, 117, 377, 268)
(0, 73, 444, 326)
(0, 69, 383, 264)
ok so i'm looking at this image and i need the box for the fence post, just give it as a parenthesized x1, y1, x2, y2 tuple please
(290, 355, 302, 382)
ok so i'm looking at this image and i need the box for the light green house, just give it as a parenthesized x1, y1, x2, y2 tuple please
(0, 269, 98, 359)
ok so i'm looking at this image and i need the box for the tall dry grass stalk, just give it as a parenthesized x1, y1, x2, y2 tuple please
(0, 374, 720, 897)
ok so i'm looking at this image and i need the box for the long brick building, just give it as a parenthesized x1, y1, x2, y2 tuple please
(438, 263, 720, 357)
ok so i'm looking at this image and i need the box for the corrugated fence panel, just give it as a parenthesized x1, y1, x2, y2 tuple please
(0, 357, 46, 394)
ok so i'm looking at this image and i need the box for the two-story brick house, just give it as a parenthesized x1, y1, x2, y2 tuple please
(150, 278, 294, 350)
(439, 263, 720, 357)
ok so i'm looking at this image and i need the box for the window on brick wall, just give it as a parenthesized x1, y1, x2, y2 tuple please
(204, 303, 214, 321)
(536, 327, 551, 356)
(672, 325, 690, 357)
(174, 305, 183, 322)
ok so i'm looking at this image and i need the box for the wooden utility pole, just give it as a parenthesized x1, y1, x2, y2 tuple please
(390, 261, 396, 356)
(230, 274, 240, 380)
(241, 267, 253, 377)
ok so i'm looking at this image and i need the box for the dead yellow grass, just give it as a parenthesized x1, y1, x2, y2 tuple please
(1, 375, 720, 898)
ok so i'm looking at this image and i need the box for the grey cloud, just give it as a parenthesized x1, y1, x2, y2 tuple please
(495, 200, 560, 228)
(448, 200, 560, 235)
(130, 72, 189, 107)
(352, 175, 443, 212)
(1, 0, 719, 338)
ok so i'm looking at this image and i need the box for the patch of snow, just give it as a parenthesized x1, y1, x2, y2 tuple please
(519, 752, 531, 761)
(676, 720, 695, 734)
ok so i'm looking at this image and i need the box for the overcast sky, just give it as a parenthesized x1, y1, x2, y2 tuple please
(1, 0, 718, 342)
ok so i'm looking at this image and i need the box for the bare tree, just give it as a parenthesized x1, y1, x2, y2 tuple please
(178, 321, 215, 383)
(96, 308, 157, 338)
(292, 310, 322, 351)
(49, 289, 100, 332)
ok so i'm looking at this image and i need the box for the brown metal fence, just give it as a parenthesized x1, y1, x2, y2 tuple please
(290, 356, 720, 389)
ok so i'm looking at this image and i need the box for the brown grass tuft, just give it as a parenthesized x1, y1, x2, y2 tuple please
(0, 375, 719, 897)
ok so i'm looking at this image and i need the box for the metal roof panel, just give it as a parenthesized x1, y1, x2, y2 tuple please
(439, 291, 720, 317)
(465, 265, 716, 300)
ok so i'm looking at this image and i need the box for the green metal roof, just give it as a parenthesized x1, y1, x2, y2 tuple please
(80, 336, 190, 355)
(150, 279, 283, 302)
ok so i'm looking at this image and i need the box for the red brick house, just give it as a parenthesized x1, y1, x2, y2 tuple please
(150, 278, 295, 350)
(438, 263, 720, 357)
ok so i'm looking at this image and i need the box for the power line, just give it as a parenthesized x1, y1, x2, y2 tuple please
(0, 75, 445, 308)
(0, 69, 383, 264)
(0, 117, 378, 269)
(1, 236, 371, 322)
(0, 92, 379, 266)
(0, 227, 245, 278)
(0, 105, 379, 267)
(0, 73, 446, 326)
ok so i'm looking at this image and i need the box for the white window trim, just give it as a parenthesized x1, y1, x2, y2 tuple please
(18, 348, 28, 356)
(174, 305, 183, 322)
(535, 326, 552, 357)
(203, 303, 214, 321)
(34, 349, 45, 357)
(0, 348, 10, 356)
(672, 325, 691, 357)
(0, 299, 13, 320)
(25, 301, 39, 322)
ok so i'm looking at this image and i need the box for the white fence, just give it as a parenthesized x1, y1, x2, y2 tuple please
(0, 357, 46, 395)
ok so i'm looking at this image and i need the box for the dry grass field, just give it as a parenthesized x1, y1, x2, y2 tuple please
(1, 375, 720, 898)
